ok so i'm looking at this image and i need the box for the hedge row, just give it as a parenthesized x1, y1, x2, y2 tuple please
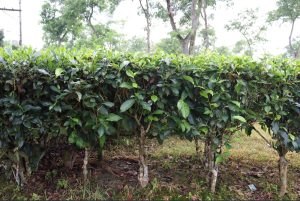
(0, 47, 299, 196)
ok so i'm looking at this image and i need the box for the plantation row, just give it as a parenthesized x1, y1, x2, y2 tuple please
(0, 48, 299, 196)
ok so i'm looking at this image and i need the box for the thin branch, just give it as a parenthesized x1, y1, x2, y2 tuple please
(86, 5, 96, 35)
(289, 19, 295, 52)
(138, 0, 147, 16)
(145, 121, 152, 133)
(134, 114, 142, 127)
(166, 0, 183, 40)
(252, 127, 272, 147)
(139, 0, 151, 53)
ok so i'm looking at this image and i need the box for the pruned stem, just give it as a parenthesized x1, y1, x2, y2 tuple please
(205, 137, 219, 193)
(138, 125, 149, 188)
(134, 114, 150, 188)
(83, 148, 89, 184)
(278, 147, 288, 197)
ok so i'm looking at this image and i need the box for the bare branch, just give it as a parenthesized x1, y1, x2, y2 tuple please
(252, 127, 272, 147)
(145, 121, 152, 133)
(166, 0, 183, 40)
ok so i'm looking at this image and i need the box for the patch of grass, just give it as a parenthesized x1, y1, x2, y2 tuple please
(65, 183, 106, 200)
(152, 137, 195, 158)
(0, 176, 26, 200)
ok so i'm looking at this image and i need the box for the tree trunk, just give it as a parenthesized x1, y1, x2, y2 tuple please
(289, 19, 295, 57)
(97, 149, 103, 161)
(189, 32, 197, 55)
(11, 151, 26, 186)
(82, 148, 89, 184)
(278, 147, 288, 197)
(181, 39, 190, 55)
(139, 0, 151, 53)
(210, 162, 218, 193)
(200, 0, 210, 50)
(205, 137, 218, 193)
(166, 0, 200, 55)
(188, 0, 200, 54)
(138, 126, 149, 187)
(146, 21, 151, 53)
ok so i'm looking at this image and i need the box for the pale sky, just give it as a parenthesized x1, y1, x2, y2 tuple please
(0, 0, 299, 56)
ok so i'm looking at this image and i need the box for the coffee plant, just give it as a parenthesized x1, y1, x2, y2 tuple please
(0, 47, 299, 196)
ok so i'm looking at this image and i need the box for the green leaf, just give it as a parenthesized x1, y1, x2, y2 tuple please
(204, 107, 212, 115)
(75, 91, 82, 102)
(132, 83, 139, 88)
(199, 126, 208, 134)
(99, 135, 106, 149)
(151, 95, 158, 103)
(103, 102, 114, 108)
(97, 127, 105, 137)
(37, 69, 49, 75)
(183, 75, 194, 85)
(55, 68, 64, 77)
(106, 113, 122, 122)
(120, 60, 130, 68)
(147, 115, 159, 121)
(120, 82, 133, 89)
(53, 105, 62, 113)
(68, 131, 86, 148)
(177, 99, 190, 118)
(50, 85, 61, 93)
(141, 101, 151, 111)
(231, 101, 241, 108)
(245, 125, 254, 136)
(126, 69, 135, 78)
(152, 109, 164, 115)
(75, 138, 86, 148)
(71, 117, 82, 126)
(216, 155, 223, 164)
(120, 99, 135, 112)
(68, 131, 77, 144)
(264, 106, 271, 113)
(98, 106, 108, 115)
(200, 89, 213, 99)
(289, 134, 295, 141)
(232, 115, 247, 123)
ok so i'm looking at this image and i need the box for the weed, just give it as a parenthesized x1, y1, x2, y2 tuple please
(56, 179, 68, 189)
(31, 193, 42, 200)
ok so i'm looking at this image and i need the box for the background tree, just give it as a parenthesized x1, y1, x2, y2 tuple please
(232, 40, 252, 56)
(225, 8, 267, 57)
(0, 30, 4, 47)
(155, 33, 182, 54)
(214, 45, 231, 56)
(199, 27, 216, 52)
(41, 0, 121, 47)
(154, 0, 230, 55)
(117, 36, 148, 53)
(268, 0, 300, 58)
(154, 0, 201, 55)
(137, 0, 152, 53)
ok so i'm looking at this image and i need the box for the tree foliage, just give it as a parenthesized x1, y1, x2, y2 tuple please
(225, 8, 267, 57)
(155, 33, 181, 54)
(268, 0, 300, 58)
(40, 0, 121, 47)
